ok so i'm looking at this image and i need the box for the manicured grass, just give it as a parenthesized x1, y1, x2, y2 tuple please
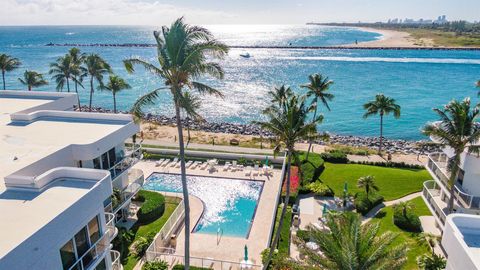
(271, 205, 293, 255)
(373, 196, 432, 269)
(320, 163, 430, 201)
(123, 199, 181, 270)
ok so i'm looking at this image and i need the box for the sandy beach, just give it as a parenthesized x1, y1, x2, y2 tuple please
(342, 27, 434, 47)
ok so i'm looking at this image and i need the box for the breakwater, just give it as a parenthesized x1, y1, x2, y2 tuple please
(45, 43, 480, 51)
(76, 105, 440, 154)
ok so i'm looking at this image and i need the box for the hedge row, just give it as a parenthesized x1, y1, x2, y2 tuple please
(135, 190, 166, 224)
(348, 160, 424, 169)
(354, 192, 384, 215)
(320, 151, 348, 164)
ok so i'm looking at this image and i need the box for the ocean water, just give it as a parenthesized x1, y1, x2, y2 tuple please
(144, 173, 263, 238)
(1, 25, 479, 140)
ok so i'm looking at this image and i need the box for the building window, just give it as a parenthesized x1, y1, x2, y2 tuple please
(60, 240, 76, 270)
(93, 158, 101, 169)
(108, 148, 116, 168)
(101, 153, 109, 170)
(88, 216, 100, 244)
(94, 258, 107, 270)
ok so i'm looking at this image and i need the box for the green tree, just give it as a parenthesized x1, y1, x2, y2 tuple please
(363, 94, 401, 155)
(68, 48, 87, 108)
(49, 54, 76, 92)
(417, 254, 446, 270)
(0, 54, 21, 90)
(357, 175, 379, 198)
(422, 98, 480, 213)
(179, 91, 203, 145)
(297, 212, 407, 269)
(84, 54, 111, 111)
(395, 201, 414, 219)
(255, 92, 322, 270)
(124, 17, 228, 269)
(18, 70, 48, 91)
(301, 73, 334, 159)
(100, 75, 131, 113)
(265, 85, 293, 112)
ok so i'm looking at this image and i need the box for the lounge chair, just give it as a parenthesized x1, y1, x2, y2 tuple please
(169, 158, 179, 167)
(253, 164, 259, 176)
(223, 162, 231, 171)
(200, 162, 208, 170)
(162, 160, 171, 167)
(185, 160, 193, 168)
(174, 161, 181, 168)
(155, 158, 165, 167)
(245, 166, 253, 176)
(191, 161, 200, 169)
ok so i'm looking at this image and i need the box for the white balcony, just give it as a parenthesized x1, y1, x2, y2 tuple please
(110, 144, 142, 181)
(105, 212, 118, 241)
(422, 180, 448, 227)
(110, 250, 123, 270)
(112, 168, 145, 214)
(68, 227, 112, 270)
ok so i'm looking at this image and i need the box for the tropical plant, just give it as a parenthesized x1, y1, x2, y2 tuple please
(124, 17, 228, 269)
(0, 53, 21, 90)
(357, 175, 379, 198)
(417, 254, 446, 270)
(363, 94, 401, 155)
(255, 92, 322, 269)
(49, 54, 76, 92)
(143, 260, 169, 270)
(395, 201, 414, 219)
(422, 98, 480, 213)
(84, 54, 111, 111)
(100, 75, 131, 113)
(265, 85, 293, 112)
(301, 73, 334, 159)
(179, 91, 203, 145)
(18, 70, 48, 91)
(68, 48, 87, 108)
(297, 212, 407, 269)
(133, 232, 156, 257)
(416, 232, 441, 256)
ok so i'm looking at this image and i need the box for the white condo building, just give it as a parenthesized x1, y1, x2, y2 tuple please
(0, 91, 143, 270)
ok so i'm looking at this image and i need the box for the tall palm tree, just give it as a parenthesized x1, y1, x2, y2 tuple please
(297, 212, 407, 269)
(179, 91, 203, 145)
(69, 48, 87, 108)
(0, 53, 21, 90)
(255, 92, 322, 270)
(265, 85, 293, 111)
(301, 73, 334, 159)
(49, 54, 75, 92)
(422, 98, 480, 213)
(357, 175, 379, 198)
(100, 75, 131, 113)
(363, 94, 401, 155)
(124, 17, 228, 269)
(18, 70, 48, 91)
(84, 54, 111, 111)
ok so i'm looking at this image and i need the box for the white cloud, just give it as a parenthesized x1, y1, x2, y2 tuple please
(1, 0, 236, 25)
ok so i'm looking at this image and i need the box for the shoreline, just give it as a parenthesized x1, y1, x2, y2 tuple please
(343, 27, 426, 48)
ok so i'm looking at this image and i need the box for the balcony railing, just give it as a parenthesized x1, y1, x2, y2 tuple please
(110, 250, 123, 270)
(110, 144, 142, 180)
(105, 212, 118, 241)
(423, 180, 447, 225)
(427, 153, 480, 209)
(68, 227, 111, 270)
(112, 168, 145, 214)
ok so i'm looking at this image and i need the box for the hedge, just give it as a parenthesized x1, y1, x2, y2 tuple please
(302, 181, 335, 197)
(348, 160, 423, 169)
(172, 265, 211, 270)
(135, 190, 166, 224)
(142, 261, 169, 270)
(393, 206, 422, 232)
(354, 191, 384, 215)
(320, 151, 348, 164)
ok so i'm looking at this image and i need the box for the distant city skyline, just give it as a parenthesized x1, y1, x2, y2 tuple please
(1, 0, 479, 25)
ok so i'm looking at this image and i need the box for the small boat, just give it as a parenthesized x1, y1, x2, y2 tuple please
(240, 52, 251, 58)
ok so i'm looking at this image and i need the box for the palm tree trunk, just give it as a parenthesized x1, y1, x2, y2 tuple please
(305, 106, 318, 160)
(187, 120, 191, 146)
(89, 76, 94, 111)
(66, 77, 70, 93)
(2, 71, 5, 90)
(74, 77, 81, 109)
(113, 93, 117, 113)
(28, 85, 32, 91)
(174, 96, 191, 270)
(379, 113, 384, 155)
(263, 151, 292, 270)
(447, 154, 461, 213)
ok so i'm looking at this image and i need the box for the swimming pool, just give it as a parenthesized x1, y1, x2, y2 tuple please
(459, 226, 480, 248)
(144, 173, 264, 238)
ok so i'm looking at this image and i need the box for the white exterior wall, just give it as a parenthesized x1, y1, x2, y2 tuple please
(460, 153, 480, 196)
(443, 214, 480, 270)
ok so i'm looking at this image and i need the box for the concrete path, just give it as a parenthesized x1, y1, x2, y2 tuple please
(361, 192, 422, 224)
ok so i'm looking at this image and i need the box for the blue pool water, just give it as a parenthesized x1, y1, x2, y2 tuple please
(459, 227, 480, 248)
(144, 173, 264, 238)
(1, 25, 479, 139)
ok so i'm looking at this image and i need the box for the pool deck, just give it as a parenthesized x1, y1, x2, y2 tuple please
(133, 160, 284, 265)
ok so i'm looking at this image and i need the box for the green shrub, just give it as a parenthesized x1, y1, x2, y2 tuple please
(136, 190, 166, 224)
(261, 248, 279, 265)
(349, 160, 424, 169)
(393, 205, 422, 232)
(295, 229, 310, 242)
(172, 265, 212, 270)
(306, 181, 335, 196)
(142, 261, 169, 270)
(354, 192, 384, 215)
(133, 231, 156, 257)
(320, 151, 348, 164)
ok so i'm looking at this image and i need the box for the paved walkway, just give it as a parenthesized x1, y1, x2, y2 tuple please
(361, 192, 422, 224)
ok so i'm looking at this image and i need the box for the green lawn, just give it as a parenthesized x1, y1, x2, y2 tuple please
(271, 205, 293, 255)
(123, 199, 180, 270)
(372, 196, 432, 269)
(320, 163, 431, 201)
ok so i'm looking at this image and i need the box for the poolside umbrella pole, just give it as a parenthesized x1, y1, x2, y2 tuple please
(244, 245, 248, 261)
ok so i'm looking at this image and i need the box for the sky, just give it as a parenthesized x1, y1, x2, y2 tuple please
(1, 0, 479, 25)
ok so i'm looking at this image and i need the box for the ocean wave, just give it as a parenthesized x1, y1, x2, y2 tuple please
(278, 56, 480, 64)
(65, 32, 75, 35)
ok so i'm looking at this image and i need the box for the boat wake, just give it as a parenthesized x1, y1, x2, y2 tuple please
(278, 56, 480, 65)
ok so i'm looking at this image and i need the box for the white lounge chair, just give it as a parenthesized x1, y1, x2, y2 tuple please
(162, 159, 171, 167)
(169, 158, 179, 167)
(253, 164, 260, 176)
(223, 162, 231, 171)
(200, 162, 208, 170)
(191, 161, 200, 169)
(185, 160, 193, 168)
(155, 158, 165, 167)
(245, 166, 253, 176)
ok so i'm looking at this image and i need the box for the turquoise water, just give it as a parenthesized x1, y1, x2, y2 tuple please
(1, 25, 480, 140)
(144, 173, 263, 238)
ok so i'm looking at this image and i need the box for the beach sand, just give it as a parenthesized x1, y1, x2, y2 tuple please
(342, 27, 434, 47)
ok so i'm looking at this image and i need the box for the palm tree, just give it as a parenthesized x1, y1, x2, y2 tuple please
(395, 201, 414, 219)
(69, 48, 87, 108)
(84, 54, 111, 111)
(266, 85, 293, 111)
(49, 54, 75, 92)
(297, 212, 407, 269)
(100, 75, 131, 113)
(301, 73, 334, 159)
(357, 175, 379, 198)
(255, 92, 322, 270)
(124, 17, 228, 269)
(417, 254, 446, 270)
(422, 98, 480, 214)
(179, 91, 203, 145)
(0, 53, 21, 90)
(18, 70, 48, 91)
(363, 94, 401, 155)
